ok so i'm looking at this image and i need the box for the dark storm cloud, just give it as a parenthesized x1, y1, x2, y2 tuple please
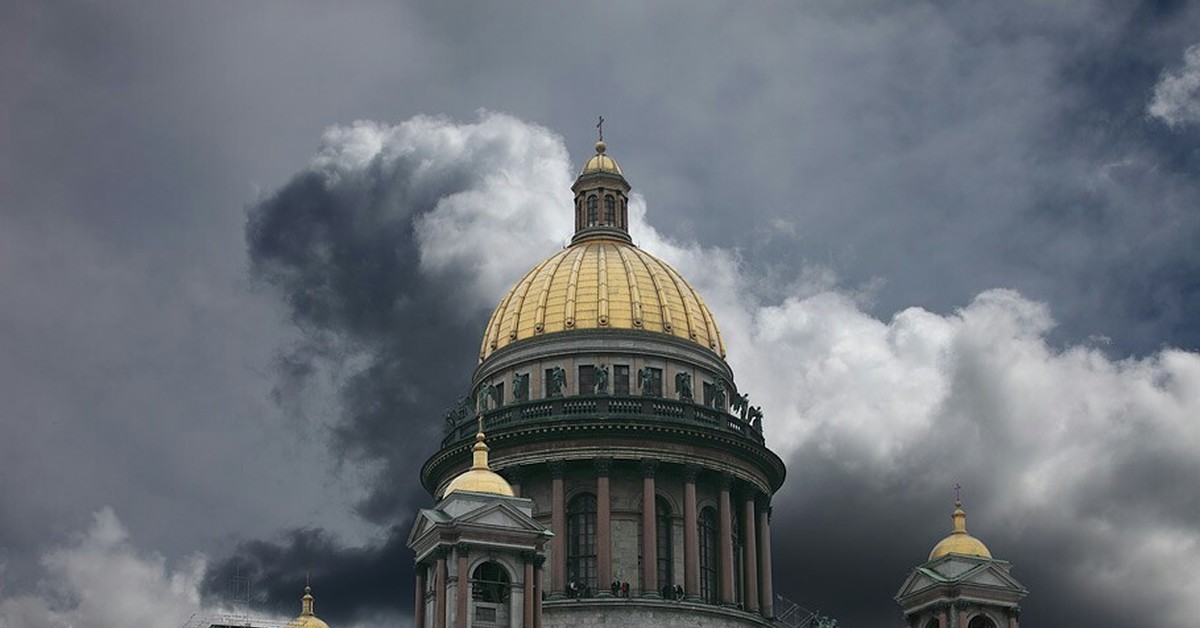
(202, 527, 410, 626)
(241, 115, 571, 523)
(5, 1, 1200, 627)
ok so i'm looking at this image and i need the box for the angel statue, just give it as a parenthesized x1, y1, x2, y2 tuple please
(547, 366, 567, 397)
(594, 364, 609, 395)
(675, 372, 693, 402)
(730, 392, 750, 420)
(747, 405, 764, 432)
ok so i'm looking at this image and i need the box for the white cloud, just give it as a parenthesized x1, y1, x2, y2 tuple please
(273, 112, 1200, 626)
(0, 508, 205, 628)
(1149, 43, 1200, 127)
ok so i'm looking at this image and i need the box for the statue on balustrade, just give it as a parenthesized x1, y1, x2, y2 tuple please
(747, 405, 764, 431)
(547, 366, 567, 397)
(731, 391, 750, 420)
(513, 372, 530, 402)
(594, 364, 609, 395)
(675, 371, 693, 402)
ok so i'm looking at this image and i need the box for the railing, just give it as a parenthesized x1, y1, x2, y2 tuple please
(443, 395, 764, 447)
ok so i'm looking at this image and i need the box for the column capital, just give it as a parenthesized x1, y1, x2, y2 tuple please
(594, 457, 612, 477)
(933, 601, 951, 612)
(755, 494, 771, 512)
(548, 460, 566, 479)
(640, 459, 659, 478)
(455, 542, 470, 557)
(683, 463, 701, 483)
(432, 545, 451, 560)
(520, 550, 543, 565)
(1005, 606, 1021, 618)
(718, 472, 733, 491)
(952, 600, 970, 611)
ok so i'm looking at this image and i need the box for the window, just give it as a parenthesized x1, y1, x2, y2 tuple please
(968, 617, 997, 628)
(578, 365, 595, 396)
(472, 561, 511, 604)
(924, 620, 940, 628)
(492, 382, 504, 408)
(656, 496, 673, 592)
(567, 493, 598, 594)
(638, 367, 663, 397)
(586, 196, 598, 227)
(703, 382, 716, 407)
(699, 507, 718, 604)
(613, 365, 630, 396)
(604, 195, 615, 225)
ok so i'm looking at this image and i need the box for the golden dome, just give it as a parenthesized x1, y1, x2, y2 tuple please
(286, 586, 330, 628)
(479, 238, 726, 361)
(580, 140, 622, 175)
(441, 429, 514, 498)
(929, 501, 992, 560)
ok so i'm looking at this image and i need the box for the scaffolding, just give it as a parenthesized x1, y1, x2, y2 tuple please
(774, 593, 839, 628)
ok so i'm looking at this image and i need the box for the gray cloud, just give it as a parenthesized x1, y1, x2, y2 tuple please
(5, 2, 1200, 628)
(1150, 43, 1200, 127)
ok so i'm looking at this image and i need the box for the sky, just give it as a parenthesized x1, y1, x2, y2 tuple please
(2, 1, 1200, 627)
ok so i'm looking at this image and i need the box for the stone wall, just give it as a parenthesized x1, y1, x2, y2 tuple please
(542, 599, 771, 628)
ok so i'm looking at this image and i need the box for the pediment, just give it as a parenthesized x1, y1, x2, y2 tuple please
(457, 500, 548, 533)
(407, 508, 449, 548)
(960, 563, 1026, 592)
(896, 569, 939, 598)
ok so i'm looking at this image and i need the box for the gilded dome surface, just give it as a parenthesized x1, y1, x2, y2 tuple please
(580, 140, 622, 175)
(287, 587, 330, 628)
(929, 504, 992, 560)
(480, 238, 726, 361)
(441, 431, 514, 498)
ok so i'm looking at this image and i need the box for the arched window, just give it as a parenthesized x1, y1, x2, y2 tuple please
(924, 620, 940, 628)
(586, 196, 598, 227)
(656, 496, 673, 592)
(567, 493, 598, 595)
(968, 616, 997, 628)
(472, 561, 511, 603)
(604, 195, 615, 225)
(699, 507, 718, 603)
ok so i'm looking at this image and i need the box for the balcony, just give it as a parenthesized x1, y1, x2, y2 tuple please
(442, 395, 764, 448)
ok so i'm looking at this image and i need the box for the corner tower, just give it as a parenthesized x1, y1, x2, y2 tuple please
(420, 136, 785, 628)
(895, 494, 1028, 628)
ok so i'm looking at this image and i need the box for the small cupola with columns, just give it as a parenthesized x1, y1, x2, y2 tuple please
(571, 118, 631, 243)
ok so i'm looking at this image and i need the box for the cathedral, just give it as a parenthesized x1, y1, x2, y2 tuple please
(401, 136, 1029, 628)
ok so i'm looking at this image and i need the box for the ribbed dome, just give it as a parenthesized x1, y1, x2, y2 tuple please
(929, 502, 992, 560)
(580, 140, 622, 175)
(287, 586, 330, 628)
(480, 238, 725, 361)
(441, 431, 514, 498)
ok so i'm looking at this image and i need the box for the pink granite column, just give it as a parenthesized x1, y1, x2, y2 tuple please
(718, 473, 735, 606)
(757, 497, 774, 618)
(414, 563, 426, 628)
(549, 460, 566, 598)
(455, 544, 469, 628)
(434, 548, 448, 628)
(1007, 606, 1021, 628)
(522, 553, 535, 628)
(641, 459, 659, 597)
(742, 494, 760, 613)
(595, 458, 613, 595)
(682, 464, 700, 601)
(533, 557, 544, 628)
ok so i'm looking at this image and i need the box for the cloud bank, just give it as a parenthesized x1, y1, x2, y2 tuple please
(219, 112, 1200, 627)
(0, 508, 204, 628)
(1150, 43, 1200, 127)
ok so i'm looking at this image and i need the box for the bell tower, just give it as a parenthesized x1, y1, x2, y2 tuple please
(895, 492, 1028, 628)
